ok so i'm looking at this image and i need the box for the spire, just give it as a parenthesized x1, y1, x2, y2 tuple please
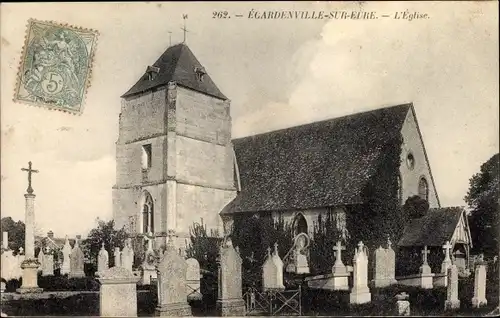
(122, 43, 227, 100)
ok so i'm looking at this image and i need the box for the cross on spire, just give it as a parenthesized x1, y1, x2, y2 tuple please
(21, 161, 39, 194)
(181, 14, 189, 43)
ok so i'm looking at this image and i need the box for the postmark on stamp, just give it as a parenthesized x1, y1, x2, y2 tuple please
(13, 19, 99, 115)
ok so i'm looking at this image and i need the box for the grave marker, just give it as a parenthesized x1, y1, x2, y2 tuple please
(98, 266, 140, 317)
(349, 241, 371, 304)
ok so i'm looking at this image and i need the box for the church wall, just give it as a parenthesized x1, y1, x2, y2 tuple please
(176, 183, 237, 238)
(400, 109, 440, 207)
(115, 135, 167, 186)
(176, 136, 234, 189)
(119, 88, 167, 144)
(175, 87, 231, 145)
(112, 184, 166, 235)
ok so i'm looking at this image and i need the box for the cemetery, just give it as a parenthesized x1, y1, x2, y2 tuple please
(1, 18, 498, 317)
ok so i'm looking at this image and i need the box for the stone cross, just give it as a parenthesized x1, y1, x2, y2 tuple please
(21, 161, 39, 194)
(274, 242, 279, 255)
(443, 241, 452, 261)
(357, 241, 365, 254)
(334, 241, 346, 266)
(422, 246, 430, 265)
(267, 247, 271, 257)
(387, 236, 393, 250)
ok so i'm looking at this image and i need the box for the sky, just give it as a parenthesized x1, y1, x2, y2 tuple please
(1, 2, 498, 238)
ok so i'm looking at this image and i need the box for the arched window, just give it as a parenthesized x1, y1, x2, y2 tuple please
(418, 177, 429, 201)
(141, 191, 154, 233)
(293, 214, 308, 236)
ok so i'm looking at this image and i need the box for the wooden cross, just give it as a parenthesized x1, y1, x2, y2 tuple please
(21, 161, 39, 194)
(421, 245, 430, 264)
(442, 241, 452, 260)
(181, 14, 189, 43)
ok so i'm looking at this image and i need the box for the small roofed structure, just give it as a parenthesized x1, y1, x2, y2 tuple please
(398, 207, 472, 273)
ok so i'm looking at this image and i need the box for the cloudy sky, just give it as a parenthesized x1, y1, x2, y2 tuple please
(1, 2, 498, 238)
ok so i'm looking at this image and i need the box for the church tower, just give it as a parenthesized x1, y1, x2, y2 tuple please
(112, 43, 237, 248)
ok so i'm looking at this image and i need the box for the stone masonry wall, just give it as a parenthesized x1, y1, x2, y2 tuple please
(399, 108, 440, 208)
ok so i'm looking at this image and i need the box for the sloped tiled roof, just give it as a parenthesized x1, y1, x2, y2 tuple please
(122, 43, 227, 100)
(398, 207, 465, 247)
(222, 104, 412, 214)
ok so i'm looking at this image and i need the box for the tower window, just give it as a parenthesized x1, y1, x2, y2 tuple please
(142, 144, 152, 171)
(141, 191, 154, 234)
(418, 177, 429, 201)
(406, 152, 415, 170)
(194, 67, 206, 82)
(146, 65, 160, 81)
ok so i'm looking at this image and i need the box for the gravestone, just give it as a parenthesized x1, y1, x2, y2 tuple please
(2, 232, 7, 250)
(69, 238, 85, 278)
(444, 264, 460, 310)
(472, 263, 487, 308)
(287, 233, 310, 274)
(217, 238, 246, 316)
(1, 247, 20, 281)
(42, 247, 54, 276)
(373, 238, 397, 287)
(114, 247, 121, 268)
(121, 239, 134, 272)
(141, 238, 157, 285)
(262, 243, 285, 291)
(97, 243, 109, 275)
(186, 258, 202, 301)
(98, 266, 140, 317)
(155, 236, 191, 317)
(395, 292, 410, 316)
(440, 241, 453, 286)
(419, 246, 434, 289)
(61, 236, 72, 275)
(37, 249, 45, 273)
(349, 241, 371, 304)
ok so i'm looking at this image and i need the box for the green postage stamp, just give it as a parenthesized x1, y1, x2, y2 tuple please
(14, 19, 99, 115)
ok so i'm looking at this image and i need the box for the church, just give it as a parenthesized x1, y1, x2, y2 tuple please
(112, 42, 468, 261)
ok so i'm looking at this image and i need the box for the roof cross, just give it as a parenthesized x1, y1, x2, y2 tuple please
(21, 161, 39, 194)
(181, 14, 189, 43)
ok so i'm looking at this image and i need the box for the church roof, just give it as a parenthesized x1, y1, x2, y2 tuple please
(122, 43, 227, 100)
(222, 103, 412, 214)
(397, 207, 466, 247)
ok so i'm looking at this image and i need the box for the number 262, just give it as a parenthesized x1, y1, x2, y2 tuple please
(213, 11, 229, 19)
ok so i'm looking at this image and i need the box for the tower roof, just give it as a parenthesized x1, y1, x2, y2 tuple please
(122, 43, 227, 100)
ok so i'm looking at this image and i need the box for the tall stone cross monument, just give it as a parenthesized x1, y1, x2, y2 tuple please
(17, 161, 43, 293)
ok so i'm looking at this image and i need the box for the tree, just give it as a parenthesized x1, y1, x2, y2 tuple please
(185, 219, 223, 275)
(1, 217, 25, 255)
(403, 195, 430, 219)
(81, 220, 128, 268)
(465, 153, 499, 257)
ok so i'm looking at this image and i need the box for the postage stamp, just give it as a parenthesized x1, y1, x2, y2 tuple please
(13, 19, 99, 115)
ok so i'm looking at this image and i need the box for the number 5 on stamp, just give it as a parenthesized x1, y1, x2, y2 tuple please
(13, 19, 99, 115)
